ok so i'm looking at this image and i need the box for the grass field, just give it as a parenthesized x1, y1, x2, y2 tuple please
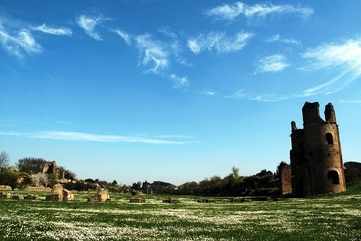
(0, 191, 361, 241)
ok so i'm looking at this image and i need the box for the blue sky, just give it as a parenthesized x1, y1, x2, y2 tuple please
(0, 0, 360, 184)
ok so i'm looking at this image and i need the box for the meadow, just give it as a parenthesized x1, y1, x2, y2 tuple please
(0, 191, 361, 241)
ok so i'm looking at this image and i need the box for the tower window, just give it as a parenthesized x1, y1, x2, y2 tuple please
(326, 133, 334, 145)
(327, 170, 340, 185)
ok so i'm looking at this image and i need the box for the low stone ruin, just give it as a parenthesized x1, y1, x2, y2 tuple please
(46, 184, 74, 201)
(24, 194, 37, 200)
(63, 189, 75, 201)
(0, 185, 12, 191)
(46, 184, 63, 201)
(24, 186, 52, 192)
(12, 194, 24, 200)
(129, 195, 146, 203)
(88, 187, 110, 203)
(97, 189, 110, 202)
(0, 192, 11, 199)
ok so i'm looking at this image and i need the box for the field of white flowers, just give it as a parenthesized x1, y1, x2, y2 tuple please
(0, 192, 361, 241)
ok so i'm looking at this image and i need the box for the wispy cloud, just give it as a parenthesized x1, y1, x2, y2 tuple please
(248, 94, 290, 102)
(225, 89, 293, 102)
(230, 37, 361, 102)
(0, 27, 41, 57)
(206, 1, 313, 21)
(135, 34, 169, 73)
(339, 99, 361, 104)
(31, 24, 72, 36)
(0, 130, 195, 145)
(112, 29, 190, 88)
(302, 37, 361, 95)
(201, 90, 216, 96)
(257, 54, 289, 73)
(225, 89, 247, 99)
(187, 31, 253, 55)
(169, 74, 190, 88)
(158, 27, 178, 39)
(113, 29, 131, 45)
(303, 38, 361, 74)
(267, 34, 301, 46)
(76, 15, 107, 41)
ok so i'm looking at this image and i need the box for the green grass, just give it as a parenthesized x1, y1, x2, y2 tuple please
(0, 190, 361, 241)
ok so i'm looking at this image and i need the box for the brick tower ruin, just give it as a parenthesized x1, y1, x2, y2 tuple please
(290, 102, 346, 196)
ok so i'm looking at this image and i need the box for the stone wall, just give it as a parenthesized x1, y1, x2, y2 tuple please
(278, 162, 292, 195)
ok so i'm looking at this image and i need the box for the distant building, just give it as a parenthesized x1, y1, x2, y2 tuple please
(279, 102, 346, 196)
(287, 102, 346, 196)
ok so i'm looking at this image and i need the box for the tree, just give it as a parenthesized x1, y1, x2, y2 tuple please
(59, 167, 76, 180)
(0, 168, 19, 189)
(131, 181, 142, 191)
(18, 158, 47, 173)
(0, 151, 9, 169)
(231, 166, 240, 180)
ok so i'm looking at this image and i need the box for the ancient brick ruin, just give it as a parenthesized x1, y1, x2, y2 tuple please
(277, 162, 292, 195)
(287, 102, 346, 196)
(41, 161, 65, 180)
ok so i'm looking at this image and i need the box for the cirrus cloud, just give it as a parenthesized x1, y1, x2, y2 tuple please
(76, 15, 107, 41)
(0, 130, 196, 145)
(31, 24, 72, 36)
(257, 54, 289, 73)
(206, 1, 313, 21)
(302, 37, 361, 95)
(187, 31, 253, 55)
(0, 27, 41, 57)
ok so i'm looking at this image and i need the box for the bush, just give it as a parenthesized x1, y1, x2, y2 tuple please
(0, 168, 20, 189)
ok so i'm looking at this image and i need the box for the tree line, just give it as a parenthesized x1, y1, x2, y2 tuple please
(131, 167, 280, 196)
(2, 149, 361, 196)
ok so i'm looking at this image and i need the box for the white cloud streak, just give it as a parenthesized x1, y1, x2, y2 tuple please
(218, 38, 361, 103)
(135, 34, 169, 73)
(169, 74, 190, 88)
(302, 38, 361, 95)
(201, 90, 216, 96)
(303, 38, 361, 75)
(206, 1, 313, 21)
(225, 89, 294, 102)
(112, 30, 190, 87)
(267, 34, 301, 46)
(0, 130, 195, 145)
(339, 99, 361, 104)
(224, 89, 247, 99)
(187, 31, 253, 54)
(0, 27, 41, 57)
(31, 24, 72, 36)
(76, 15, 106, 41)
(257, 54, 289, 73)
(113, 29, 131, 45)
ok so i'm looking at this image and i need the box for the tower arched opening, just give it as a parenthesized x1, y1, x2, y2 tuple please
(326, 133, 334, 145)
(327, 170, 340, 185)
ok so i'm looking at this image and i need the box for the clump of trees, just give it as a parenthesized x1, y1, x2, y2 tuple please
(18, 158, 47, 173)
(0, 152, 32, 188)
(0, 151, 76, 189)
(130, 167, 279, 196)
(345, 162, 361, 185)
(129, 181, 176, 194)
(177, 167, 278, 196)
